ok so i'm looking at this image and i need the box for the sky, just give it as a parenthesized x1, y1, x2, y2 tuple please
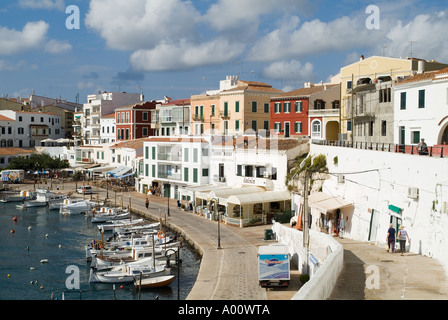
(1, 0, 448, 104)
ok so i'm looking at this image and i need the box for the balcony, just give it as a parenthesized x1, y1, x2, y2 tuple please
(193, 114, 204, 122)
(220, 111, 230, 119)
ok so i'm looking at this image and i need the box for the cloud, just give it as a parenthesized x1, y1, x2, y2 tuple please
(44, 39, 72, 54)
(262, 60, 315, 81)
(0, 59, 38, 72)
(385, 11, 448, 61)
(18, 0, 65, 11)
(130, 38, 245, 72)
(203, 0, 312, 31)
(113, 69, 145, 82)
(0, 21, 49, 55)
(85, 0, 200, 51)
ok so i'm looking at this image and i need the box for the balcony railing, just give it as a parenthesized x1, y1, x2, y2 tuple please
(220, 111, 230, 119)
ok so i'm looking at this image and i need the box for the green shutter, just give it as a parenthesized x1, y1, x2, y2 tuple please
(184, 167, 189, 182)
(400, 92, 406, 110)
(152, 165, 155, 178)
(193, 168, 198, 183)
(152, 147, 156, 160)
(235, 101, 239, 112)
(418, 90, 425, 108)
(235, 120, 239, 131)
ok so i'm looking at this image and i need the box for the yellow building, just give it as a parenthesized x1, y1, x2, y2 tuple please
(339, 55, 448, 141)
(190, 93, 220, 135)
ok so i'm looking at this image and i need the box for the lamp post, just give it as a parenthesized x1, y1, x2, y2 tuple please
(165, 182, 170, 216)
(211, 198, 221, 249)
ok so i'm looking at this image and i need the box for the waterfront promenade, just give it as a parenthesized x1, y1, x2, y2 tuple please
(10, 181, 448, 300)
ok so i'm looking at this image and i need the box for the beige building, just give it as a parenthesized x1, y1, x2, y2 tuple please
(190, 93, 220, 135)
(34, 105, 75, 139)
(339, 55, 448, 142)
(218, 80, 283, 136)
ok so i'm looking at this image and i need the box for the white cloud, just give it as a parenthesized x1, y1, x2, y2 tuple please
(203, 0, 311, 31)
(85, 0, 200, 51)
(0, 21, 49, 55)
(385, 11, 448, 61)
(0, 59, 38, 71)
(130, 38, 245, 72)
(44, 39, 72, 54)
(18, 0, 65, 11)
(262, 60, 315, 81)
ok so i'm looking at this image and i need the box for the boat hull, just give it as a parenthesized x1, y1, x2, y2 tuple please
(134, 275, 175, 288)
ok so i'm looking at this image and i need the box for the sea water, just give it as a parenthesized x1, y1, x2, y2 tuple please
(0, 202, 200, 300)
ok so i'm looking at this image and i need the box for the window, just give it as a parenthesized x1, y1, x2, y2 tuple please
(347, 121, 352, 131)
(152, 146, 156, 160)
(184, 167, 189, 182)
(411, 131, 420, 144)
(379, 88, 391, 103)
(223, 102, 229, 117)
(18, 128, 24, 135)
(184, 148, 189, 162)
(347, 80, 352, 89)
(369, 121, 374, 136)
(418, 89, 425, 108)
(400, 92, 407, 110)
(294, 122, 302, 133)
(264, 120, 269, 131)
(251, 101, 257, 113)
(143, 127, 148, 136)
(40, 117, 44, 122)
(152, 165, 156, 178)
(211, 105, 215, 116)
(274, 122, 281, 133)
(284, 102, 291, 113)
(244, 165, 253, 177)
(31, 117, 34, 122)
(193, 148, 198, 163)
(251, 120, 257, 132)
(237, 165, 242, 176)
(19, 116, 22, 122)
(235, 120, 240, 131)
(143, 112, 148, 121)
(235, 101, 239, 113)
(117, 113, 120, 123)
(274, 102, 281, 113)
(295, 101, 303, 113)
(381, 121, 387, 136)
(202, 168, 209, 177)
(145, 146, 149, 159)
(193, 168, 198, 183)
(264, 103, 269, 113)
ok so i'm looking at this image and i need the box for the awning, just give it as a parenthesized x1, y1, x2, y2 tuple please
(117, 172, 134, 179)
(388, 204, 402, 214)
(308, 192, 353, 214)
(108, 166, 132, 178)
(227, 190, 291, 206)
(196, 186, 265, 205)
(87, 166, 117, 173)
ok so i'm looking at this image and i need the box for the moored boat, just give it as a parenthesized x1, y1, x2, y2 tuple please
(134, 275, 175, 289)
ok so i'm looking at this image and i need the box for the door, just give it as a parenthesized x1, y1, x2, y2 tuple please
(284, 122, 290, 138)
(368, 209, 379, 242)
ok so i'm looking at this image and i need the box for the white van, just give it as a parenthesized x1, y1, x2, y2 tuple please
(77, 186, 93, 194)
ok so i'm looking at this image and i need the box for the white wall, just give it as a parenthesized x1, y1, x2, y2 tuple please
(310, 143, 448, 273)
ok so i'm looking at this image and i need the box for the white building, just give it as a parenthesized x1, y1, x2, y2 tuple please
(82, 91, 144, 145)
(394, 67, 448, 149)
(100, 113, 116, 144)
(307, 142, 448, 274)
(151, 98, 190, 137)
(0, 110, 64, 148)
(140, 137, 210, 201)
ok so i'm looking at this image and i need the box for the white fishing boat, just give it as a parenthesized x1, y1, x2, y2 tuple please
(89, 263, 170, 284)
(60, 198, 96, 215)
(16, 189, 54, 208)
(48, 194, 68, 210)
(98, 218, 145, 232)
(91, 207, 130, 223)
(134, 275, 175, 289)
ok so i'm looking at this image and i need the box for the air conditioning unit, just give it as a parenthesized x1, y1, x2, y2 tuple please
(337, 174, 345, 183)
(407, 187, 419, 200)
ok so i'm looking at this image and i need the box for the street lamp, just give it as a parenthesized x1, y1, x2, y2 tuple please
(211, 198, 221, 249)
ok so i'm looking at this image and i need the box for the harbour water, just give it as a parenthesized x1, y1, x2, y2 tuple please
(0, 201, 200, 300)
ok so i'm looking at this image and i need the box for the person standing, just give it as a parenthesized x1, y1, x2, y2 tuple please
(386, 224, 396, 253)
(417, 138, 428, 155)
(145, 197, 149, 210)
(398, 225, 410, 256)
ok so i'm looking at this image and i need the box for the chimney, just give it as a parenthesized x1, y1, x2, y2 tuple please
(360, 55, 365, 61)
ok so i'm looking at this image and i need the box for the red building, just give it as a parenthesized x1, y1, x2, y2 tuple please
(270, 83, 340, 139)
(115, 101, 158, 141)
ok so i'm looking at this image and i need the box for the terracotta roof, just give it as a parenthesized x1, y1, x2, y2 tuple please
(272, 84, 339, 100)
(222, 80, 283, 94)
(102, 113, 115, 118)
(162, 98, 190, 106)
(14, 110, 59, 116)
(0, 115, 15, 121)
(396, 71, 437, 85)
(111, 138, 148, 149)
(146, 137, 208, 143)
(0, 148, 34, 156)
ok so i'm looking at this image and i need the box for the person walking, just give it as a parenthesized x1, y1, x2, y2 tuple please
(386, 224, 396, 253)
(398, 225, 410, 256)
(417, 138, 428, 155)
(145, 197, 149, 210)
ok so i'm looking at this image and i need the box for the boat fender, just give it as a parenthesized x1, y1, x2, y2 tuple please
(13, 216, 17, 222)
(10, 229, 15, 234)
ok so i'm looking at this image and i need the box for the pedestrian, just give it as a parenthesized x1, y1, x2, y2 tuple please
(145, 197, 149, 210)
(386, 223, 396, 253)
(417, 138, 428, 155)
(398, 225, 410, 256)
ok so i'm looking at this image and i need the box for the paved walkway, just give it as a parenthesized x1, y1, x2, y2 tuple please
(12, 182, 448, 300)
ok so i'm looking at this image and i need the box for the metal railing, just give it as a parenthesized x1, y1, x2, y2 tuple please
(312, 140, 446, 158)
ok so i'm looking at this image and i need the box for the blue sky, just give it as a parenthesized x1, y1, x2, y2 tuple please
(1, 0, 448, 103)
